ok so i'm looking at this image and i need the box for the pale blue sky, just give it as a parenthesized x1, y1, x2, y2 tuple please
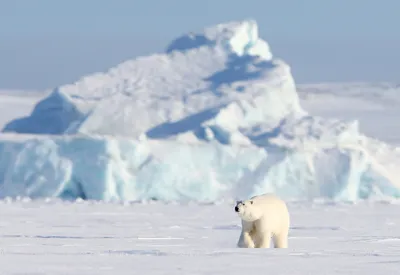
(1, 0, 399, 90)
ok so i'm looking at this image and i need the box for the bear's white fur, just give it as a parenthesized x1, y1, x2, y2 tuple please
(235, 193, 290, 248)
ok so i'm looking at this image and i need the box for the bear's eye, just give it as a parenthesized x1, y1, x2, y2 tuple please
(250, 201, 253, 204)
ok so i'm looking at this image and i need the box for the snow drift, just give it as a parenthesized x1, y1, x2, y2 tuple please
(1, 20, 400, 202)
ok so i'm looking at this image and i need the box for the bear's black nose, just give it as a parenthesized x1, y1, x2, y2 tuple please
(235, 206, 239, 212)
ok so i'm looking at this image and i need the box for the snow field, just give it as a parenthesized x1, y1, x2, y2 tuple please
(0, 200, 399, 274)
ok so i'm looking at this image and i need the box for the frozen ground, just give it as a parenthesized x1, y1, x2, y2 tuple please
(0, 199, 400, 274)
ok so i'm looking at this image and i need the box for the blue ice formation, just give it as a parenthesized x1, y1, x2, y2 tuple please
(1, 20, 400, 202)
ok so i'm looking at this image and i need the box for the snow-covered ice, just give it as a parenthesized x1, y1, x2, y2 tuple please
(3, 20, 304, 138)
(1, 20, 400, 202)
(0, 199, 400, 274)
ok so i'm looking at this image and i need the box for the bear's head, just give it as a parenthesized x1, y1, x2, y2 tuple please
(234, 199, 263, 222)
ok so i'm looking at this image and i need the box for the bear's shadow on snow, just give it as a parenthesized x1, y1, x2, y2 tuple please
(290, 226, 341, 231)
(212, 225, 241, 230)
(108, 249, 168, 256)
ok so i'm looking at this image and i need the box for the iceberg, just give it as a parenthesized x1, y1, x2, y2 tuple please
(1, 20, 400, 202)
(3, 20, 304, 140)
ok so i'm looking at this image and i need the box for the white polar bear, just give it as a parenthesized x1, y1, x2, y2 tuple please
(235, 193, 290, 248)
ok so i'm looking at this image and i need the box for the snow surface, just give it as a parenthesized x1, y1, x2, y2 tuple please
(1, 199, 400, 274)
(1, 20, 400, 202)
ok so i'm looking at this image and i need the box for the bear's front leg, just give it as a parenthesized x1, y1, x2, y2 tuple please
(255, 231, 272, 248)
(237, 230, 255, 248)
(237, 220, 255, 248)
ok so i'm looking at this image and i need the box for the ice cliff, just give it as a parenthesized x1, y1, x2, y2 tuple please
(1, 127, 399, 202)
(1, 20, 400, 202)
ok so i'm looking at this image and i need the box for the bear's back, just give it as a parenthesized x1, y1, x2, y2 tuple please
(251, 193, 290, 229)
(251, 193, 285, 206)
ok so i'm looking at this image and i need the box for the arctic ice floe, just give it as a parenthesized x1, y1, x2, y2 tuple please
(1, 20, 400, 202)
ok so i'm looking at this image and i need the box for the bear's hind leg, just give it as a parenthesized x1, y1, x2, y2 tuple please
(273, 233, 288, 248)
(255, 231, 272, 248)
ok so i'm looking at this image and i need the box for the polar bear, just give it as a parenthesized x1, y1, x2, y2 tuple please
(235, 193, 290, 248)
